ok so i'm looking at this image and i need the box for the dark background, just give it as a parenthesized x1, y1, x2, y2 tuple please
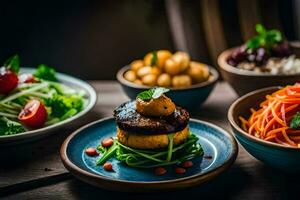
(0, 0, 296, 79)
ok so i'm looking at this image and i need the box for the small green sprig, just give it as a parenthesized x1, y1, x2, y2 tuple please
(290, 112, 300, 129)
(4, 54, 20, 73)
(150, 51, 158, 66)
(137, 87, 170, 101)
(246, 24, 283, 51)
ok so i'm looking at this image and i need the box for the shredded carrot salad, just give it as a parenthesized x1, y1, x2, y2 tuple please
(240, 83, 300, 147)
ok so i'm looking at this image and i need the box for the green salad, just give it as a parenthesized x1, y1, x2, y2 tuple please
(0, 55, 87, 136)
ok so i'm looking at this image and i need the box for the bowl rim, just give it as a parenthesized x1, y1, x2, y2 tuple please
(218, 47, 300, 77)
(228, 86, 300, 151)
(116, 64, 219, 91)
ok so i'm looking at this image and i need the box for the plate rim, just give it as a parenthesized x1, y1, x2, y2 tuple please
(60, 117, 238, 190)
(0, 67, 97, 142)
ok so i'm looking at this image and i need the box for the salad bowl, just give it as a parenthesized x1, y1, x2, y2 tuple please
(0, 68, 97, 145)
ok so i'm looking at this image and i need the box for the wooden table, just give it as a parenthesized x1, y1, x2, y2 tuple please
(0, 81, 298, 200)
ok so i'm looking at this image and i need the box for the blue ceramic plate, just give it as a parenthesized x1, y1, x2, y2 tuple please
(61, 117, 238, 192)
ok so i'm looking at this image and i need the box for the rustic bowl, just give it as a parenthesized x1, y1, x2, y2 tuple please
(116, 65, 219, 110)
(218, 42, 300, 96)
(228, 86, 300, 172)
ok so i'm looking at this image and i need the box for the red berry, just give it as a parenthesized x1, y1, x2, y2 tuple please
(85, 147, 98, 156)
(18, 99, 47, 128)
(0, 68, 18, 94)
(154, 167, 167, 176)
(103, 162, 113, 171)
(181, 161, 193, 168)
(175, 167, 186, 174)
(101, 138, 114, 147)
(204, 155, 213, 159)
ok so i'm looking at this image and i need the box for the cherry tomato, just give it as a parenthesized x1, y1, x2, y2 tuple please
(103, 162, 113, 171)
(101, 138, 114, 147)
(154, 167, 167, 176)
(85, 147, 99, 156)
(0, 68, 18, 94)
(19, 73, 36, 83)
(18, 99, 47, 128)
(175, 167, 186, 174)
(181, 161, 193, 168)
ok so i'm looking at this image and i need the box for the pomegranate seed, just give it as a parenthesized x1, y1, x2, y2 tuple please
(175, 167, 186, 174)
(103, 162, 113, 171)
(101, 138, 114, 147)
(154, 167, 167, 176)
(85, 147, 98, 156)
(181, 161, 193, 168)
(204, 155, 213, 159)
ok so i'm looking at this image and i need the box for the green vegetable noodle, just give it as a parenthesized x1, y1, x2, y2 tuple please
(96, 133, 203, 168)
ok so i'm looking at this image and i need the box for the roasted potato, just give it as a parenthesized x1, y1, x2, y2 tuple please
(134, 79, 143, 85)
(172, 75, 192, 88)
(144, 50, 172, 69)
(172, 51, 190, 72)
(141, 74, 157, 86)
(124, 70, 137, 82)
(164, 58, 181, 75)
(187, 61, 210, 83)
(157, 73, 172, 87)
(130, 60, 144, 72)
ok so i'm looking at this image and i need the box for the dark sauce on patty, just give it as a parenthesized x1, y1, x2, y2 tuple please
(114, 101, 189, 135)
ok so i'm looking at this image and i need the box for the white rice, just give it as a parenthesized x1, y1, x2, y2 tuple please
(237, 55, 300, 75)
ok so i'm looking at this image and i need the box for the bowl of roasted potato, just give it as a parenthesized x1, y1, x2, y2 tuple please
(117, 50, 219, 109)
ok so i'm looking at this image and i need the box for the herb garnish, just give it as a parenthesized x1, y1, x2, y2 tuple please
(290, 112, 300, 129)
(4, 54, 20, 73)
(34, 64, 57, 81)
(246, 24, 282, 51)
(137, 87, 170, 101)
(150, 51, 158, 66)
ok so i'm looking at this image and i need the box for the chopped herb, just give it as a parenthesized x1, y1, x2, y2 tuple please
(4, 54, 20, 73)
(0, 117, 25, 135)
(290, 112, 300, 129)
(246, 24, 283, 51)
(137, 87, 170, 101)
(150, 51, 158, 66)
(34, 64, 57, 81)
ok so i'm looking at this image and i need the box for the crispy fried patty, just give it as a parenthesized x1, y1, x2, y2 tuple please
(117, 126, 190, 149)
(113, 101, 189, 135)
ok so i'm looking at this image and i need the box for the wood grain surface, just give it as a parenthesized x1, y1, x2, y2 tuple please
(1, 81, 299, 200)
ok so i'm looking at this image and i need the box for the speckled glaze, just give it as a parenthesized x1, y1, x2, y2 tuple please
(116, 66, 219, 110)
(60, 117, 238, 192)
(228, 87, 300, 172)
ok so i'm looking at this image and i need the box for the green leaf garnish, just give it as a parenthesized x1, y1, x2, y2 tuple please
(34, 64, 57, 81)
(0, 117, 25, 136)
(137, 87, 170, 101)
(290, 112, 300, 129)
(246, 24, 283, 51)
(4, 54, 20, 73)
(150, 51, 158, 66)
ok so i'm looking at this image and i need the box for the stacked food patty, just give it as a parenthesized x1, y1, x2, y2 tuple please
(113, 97, 190, 149)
